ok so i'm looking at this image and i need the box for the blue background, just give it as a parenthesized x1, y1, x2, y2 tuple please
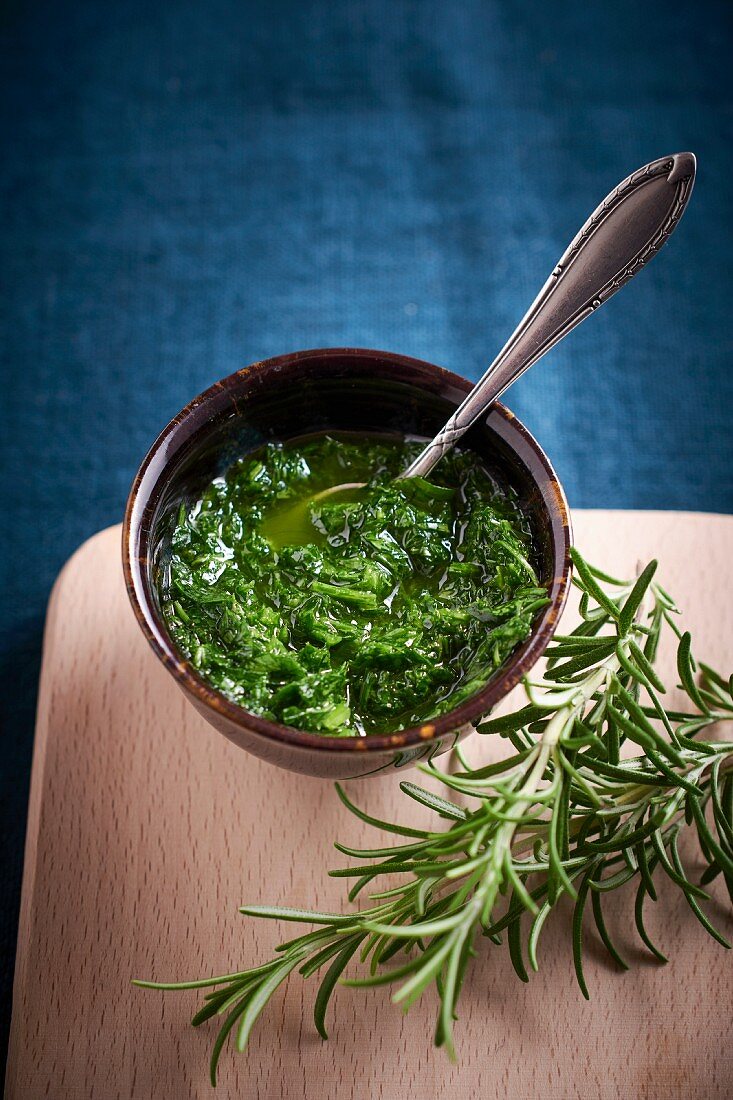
(1, 0, 731, 1074)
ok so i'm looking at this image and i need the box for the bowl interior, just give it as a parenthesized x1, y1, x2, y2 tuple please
(127, 349, 569, 743)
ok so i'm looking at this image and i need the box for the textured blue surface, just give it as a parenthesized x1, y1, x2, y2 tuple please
(1, 0, 732, 1071)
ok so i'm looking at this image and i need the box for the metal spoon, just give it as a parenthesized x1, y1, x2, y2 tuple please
(315, 151, 696, 501)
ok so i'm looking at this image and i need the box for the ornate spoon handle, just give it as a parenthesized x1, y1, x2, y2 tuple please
(401, 152, 696, 480)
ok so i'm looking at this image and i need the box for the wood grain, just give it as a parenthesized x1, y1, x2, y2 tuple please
(6, 511, 733, 1100)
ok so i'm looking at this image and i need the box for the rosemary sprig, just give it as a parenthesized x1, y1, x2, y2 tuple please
(135, 549, 733, 1085)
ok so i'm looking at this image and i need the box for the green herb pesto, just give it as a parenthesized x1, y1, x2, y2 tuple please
(159, 434, 548, 736)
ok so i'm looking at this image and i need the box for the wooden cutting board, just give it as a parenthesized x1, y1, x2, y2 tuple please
(6, 512, 733, 1100)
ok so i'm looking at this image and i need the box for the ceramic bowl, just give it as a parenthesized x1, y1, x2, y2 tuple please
(123, 348, 571, 778)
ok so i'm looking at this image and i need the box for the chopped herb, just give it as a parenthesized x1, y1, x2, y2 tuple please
(159, 434, 546, 735)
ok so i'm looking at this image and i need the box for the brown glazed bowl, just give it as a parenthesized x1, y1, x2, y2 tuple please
(123, 348, 571, 779)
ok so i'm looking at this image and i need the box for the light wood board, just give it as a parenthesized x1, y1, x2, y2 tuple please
(6, 511, 733, 1099)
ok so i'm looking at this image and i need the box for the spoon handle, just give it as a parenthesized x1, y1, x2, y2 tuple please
(402, 152, 696, 480)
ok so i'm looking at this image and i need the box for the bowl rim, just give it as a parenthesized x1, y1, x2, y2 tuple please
(123, 347, 572, 756)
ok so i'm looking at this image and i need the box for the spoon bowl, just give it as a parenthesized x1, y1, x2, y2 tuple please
(311, 481, 367, 503)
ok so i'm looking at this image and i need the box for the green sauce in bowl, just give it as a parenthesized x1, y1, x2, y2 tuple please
(158, 434, 548, 736)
